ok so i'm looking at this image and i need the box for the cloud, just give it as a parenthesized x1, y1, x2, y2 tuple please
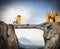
(15, 29, 44, 46)
(15, 29, 44, 41)
(0, 5, 31, 24)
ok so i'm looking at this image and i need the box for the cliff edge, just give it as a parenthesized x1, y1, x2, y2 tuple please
(0, 21, 18, 49)
(43, 22, 60, 49)
(0, 21, 60, 49)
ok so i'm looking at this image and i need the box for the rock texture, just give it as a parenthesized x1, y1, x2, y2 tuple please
(0, 21, 18, 49)
(0, 21, 60, 49)
(43, 22, 60, 49)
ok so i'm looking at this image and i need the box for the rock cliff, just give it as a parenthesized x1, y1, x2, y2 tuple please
(43, 22, 60, 49)
(0, 21, 60, 49)
(0, 21, 18, 49)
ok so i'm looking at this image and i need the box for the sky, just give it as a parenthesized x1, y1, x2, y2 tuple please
(0, 0, 60, 24)
(0, 0, 60, 47)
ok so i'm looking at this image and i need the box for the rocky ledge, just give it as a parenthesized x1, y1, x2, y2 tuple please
(0, 21, 60, 49)
(43, 22, 60, 49)
(0, 21, 18, 49)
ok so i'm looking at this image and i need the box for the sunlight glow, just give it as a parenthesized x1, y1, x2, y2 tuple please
(1, 5, 31, 24)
